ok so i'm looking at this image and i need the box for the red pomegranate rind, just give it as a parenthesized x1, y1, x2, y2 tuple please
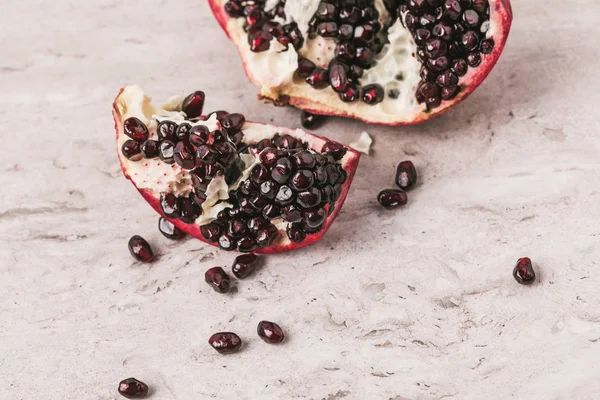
(113, 88, 360, 254)
(209, 0, 513, 126)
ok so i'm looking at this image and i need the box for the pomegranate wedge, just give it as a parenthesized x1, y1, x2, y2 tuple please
(113, 85, 360, 253)
(210, 0, 512, 125)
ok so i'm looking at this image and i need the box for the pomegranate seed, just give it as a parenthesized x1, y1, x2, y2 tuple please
(286, 222, 306, 243)
(248, 29, 273, 52)
(205, 266, 231, 293)
(395, 161, 418, 190)
(480, 39, 495, 54)
(362, 84, 384, 105)
(377, 189, 408, 209)
(209, 332, 242, 354)
(140, 140, 159, 158)
(221, 113, 246, 134)
(128, 235, 153, 263)
(305, 68, 330, 89)
(123, 117, 149, 141)
(339, 85, 359, 102)
(174, 141, 196, 170)
(257, 320, 285, 344)
(232, 253, 259, 279)
(158, 217, 184, 240)
(297, 58, 316, 78)
(182, 91, 205, 118)
(118, 377, 148, 399)
(321, 141, 347, 161)
(121, 140, 142, 161)
(513, 257, 536, 285)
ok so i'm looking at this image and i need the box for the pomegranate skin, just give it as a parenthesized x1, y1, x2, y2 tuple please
(209, 0, 513, 126)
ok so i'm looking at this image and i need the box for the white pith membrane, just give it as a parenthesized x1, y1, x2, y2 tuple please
(115, 85, 356, 249)
(214, 0, 504, 124)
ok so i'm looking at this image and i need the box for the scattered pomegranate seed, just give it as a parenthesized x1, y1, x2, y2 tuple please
(128, 235, 154, 263)
(118, 377, 149, 399)
(209, 332, 242, 354)
(232, 253, 260, 279)
(377, 189, 408, 209)
(513, 257, 536, 285)
(395, 160, 417, 190)
(257, 320, 285, 344)
(205, 267, 231, 293)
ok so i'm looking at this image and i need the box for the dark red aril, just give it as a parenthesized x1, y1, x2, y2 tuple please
(232, 253, 259, 279)
(189, 125, 209, 147)
(123, 117, 149, 141)
(395, 161, 418, 190)
(158, 217, 185, 240)
(174, 141, 196, 170)
(297, 58, 317, 78)
(140, 140, 159, 158)
(122, 140, 143, 161)
(201, 222, 222, 243)
(205, 266, 231, 293)
(160, 193, 181, 218)
(339, 85, 359, 103)
(362, 84, 384, 105)
(179, 197, 202, 223)
(208, 332, 242, 354)
(158, 140, 176, 164)
(128, 235, 153, 263)
(321, 141, 347, 161)
(257, 320, 285, 344)
(221, 113, 246, 134)
(513, 257, 536, 285)
(118, 377, 149, 399)
(182, 91, 206, 118)
(157, 120, 177, 141)
(286, 222, 306, 243)
(306, 68, 330, 89)
(377, 189, 408, 209)
(301, 111, 325, 130)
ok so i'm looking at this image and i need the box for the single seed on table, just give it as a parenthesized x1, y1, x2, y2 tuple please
(513, 257, 536, 285)
(257, 320, 286, 344)
(118, 377, 149, 399)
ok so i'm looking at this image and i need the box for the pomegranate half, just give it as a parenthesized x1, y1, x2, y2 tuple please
(210, 0, 512, 125)
(113, 85, 360, 253)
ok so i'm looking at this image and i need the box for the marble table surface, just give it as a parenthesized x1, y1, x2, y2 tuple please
(2, 0, 600, 399)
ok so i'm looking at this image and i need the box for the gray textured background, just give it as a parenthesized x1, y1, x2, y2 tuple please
(1, 1, 600, 399)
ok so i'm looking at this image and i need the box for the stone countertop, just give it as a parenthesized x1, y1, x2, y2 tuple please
(1, 1, 600, 399)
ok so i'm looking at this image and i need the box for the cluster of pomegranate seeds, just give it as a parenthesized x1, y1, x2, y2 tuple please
(257, 320, 286, 344)
(209, 332, 243, 354)
(200, 134, 347, 251)
(513, 257, 536, 285)
(118, 377, 148, 399)
(127, 235, 154, 262)
(378, 160, 416, 209)
(397, 0, 493, 109)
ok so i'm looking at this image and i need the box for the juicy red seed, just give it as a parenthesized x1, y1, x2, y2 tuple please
(182, 91, 205, 119)
(425, 38, 448, 58)
(362, 84, 384, 105)
(335, 42, 356, 63)
(123, 117, 149, 141)
(378, 189, 408, 209)
(128, 235, 153, 263)
(177, 123, 192, 140)
(228, 219, 248, 237)
(338, 24, 354, 40)
(316, 2, 338, 20)
(395, 161, 417, 190)
(513, 257, 536, 285)
(306, 69, 330, 89)
(250, 164, 270, 185)
(248, 29, 273, 52)
(427, 56, 450, 72)
(297, 58, 317, 78)
(467, 52, 481, 67)
(419, 81, 441, 98)
(201, 223, 222, 242)
(257, 321, 285, 344)
(462, 9, 479, 27)
(179, 197, 201, 223)
(290, 170, 315, 191)
(426, 96, 442, 108)
(158, 217, 184, 240)
(355, 46, 374, 68)
(189, 125, 209, 147)
(480, 38, 494, 54)
(224, 1, 244, 17)
(121, 140, 142, 161)
(238, 236, 259, 253)
(317, 21, 338, 37)
(461, 31, 480, 51)
(420, 66, 436, 82)
(443, 0, 462, 20)
(260, 180, 279, 199)
(205, 266, 231, 293)
(297, 187, 322, 208)
(329, 62, 350, 93)
(350, 65, 363, 79)
(436, 70, 459, 87)
(160, 193, 181, 218)
(274, 134, 302, 149)
(354, 24, 376, 42)
(441, 85, 460, 100)
(321, 141, 347, 161)
(432, 23, 453, 40)
(414, 28, 432, 45)
(281, 205, 303, 222)
(248, 216, 268, 232)
(472, 0, 487, 13)
(286, 222, 306, 243)
(271, 158, 293, 184)
(221, 113, 245, 134)
(118, 377, 149, 399)
(339, 85, 359, 102)
(291, 150, 316, 168)
(159, 140, 176, 164)
(301, 111, 325, 130)
(140, 140, 159, 158)
(218, 234, 237, 251)
(283, 22, 304, 50)
(275, 185, 294, 205)
(256, 225, 279, 247)
(452, 59, 468, 76)
(304, 207, 326, 228)
(209, 332, 242, 354)
(174, 141, 196, 170)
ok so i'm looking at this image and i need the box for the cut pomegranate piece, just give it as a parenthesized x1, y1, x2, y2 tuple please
(117, 377, 149, 399)
(209, 0, 512, 125)
(113, 86, 360, 254)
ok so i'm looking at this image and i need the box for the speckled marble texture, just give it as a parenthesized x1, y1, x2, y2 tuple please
(2, 1, 600, 399)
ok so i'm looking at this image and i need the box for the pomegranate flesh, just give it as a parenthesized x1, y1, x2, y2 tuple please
(210, 0, 512, 125)
(114, 86, 360, 253)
